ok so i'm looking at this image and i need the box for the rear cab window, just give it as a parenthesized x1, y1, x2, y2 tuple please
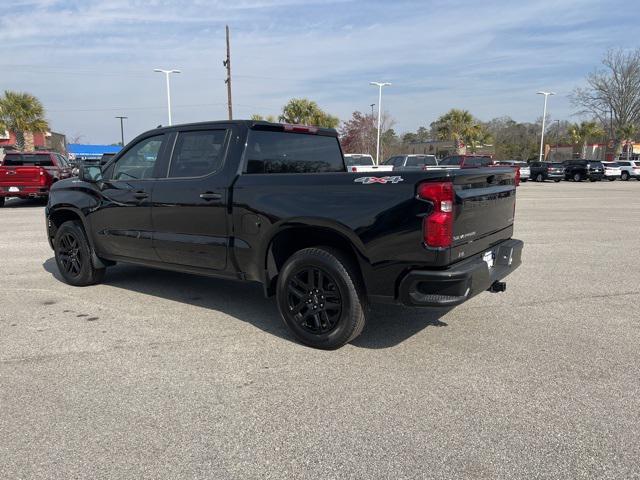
(406, 156, 437, 167)
(245, 130, 344, 174)
(3, 154, 54, 167)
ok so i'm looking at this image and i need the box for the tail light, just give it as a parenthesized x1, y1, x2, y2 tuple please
(351, 166, 357, 172)
(283, 124, 318, 134)
(418, 181, 454, 248)
(514, 167, 521, 186)
(38, 168, 48, 186)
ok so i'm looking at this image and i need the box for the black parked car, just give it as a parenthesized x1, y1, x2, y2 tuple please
(45, 120, 523, 349)
(529, 162, 564, 182)
(564, 159, 604, 182)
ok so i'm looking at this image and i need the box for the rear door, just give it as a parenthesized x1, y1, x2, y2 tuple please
(90, 134, 167, 261)
(151, 127, 231, 270)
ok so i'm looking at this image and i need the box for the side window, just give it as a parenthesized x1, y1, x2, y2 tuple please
(245, 131, 344, 174)
(168, 130, 227, 178)
(112, 135, 164, 181)
(56, 154, 68, 167)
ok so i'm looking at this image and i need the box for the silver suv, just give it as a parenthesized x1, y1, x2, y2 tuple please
(616, 160, 640, 180)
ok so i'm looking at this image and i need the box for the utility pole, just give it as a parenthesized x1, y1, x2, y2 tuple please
(555, 119, 560, 156)
(115, 116, 127, 146)
(224, 25, 233, 120)
(370, 103, 375, 117)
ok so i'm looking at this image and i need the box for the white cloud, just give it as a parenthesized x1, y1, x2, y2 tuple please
(0, 0, 636, 142)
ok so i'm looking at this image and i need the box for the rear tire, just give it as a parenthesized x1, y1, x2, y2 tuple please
(573, 172, 582, 182)
(54, 220, 106, 286)
(554, 179, 561, 183)
(536, 173, 544, 182)
(0, 197, 5, 208)
(276, 247, 366, 349)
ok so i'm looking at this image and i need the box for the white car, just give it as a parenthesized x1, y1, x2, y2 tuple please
(602, 161, 622, 181)
(496, 160, 530, 182)
(616, 160, 640, 181)
(344, 154, 393, 172)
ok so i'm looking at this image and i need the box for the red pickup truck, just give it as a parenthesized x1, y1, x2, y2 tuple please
(0, 151, 73, 207)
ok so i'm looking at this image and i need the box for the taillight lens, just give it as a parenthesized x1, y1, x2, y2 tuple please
(39, 168, 47, 186)
(283, 124, 318, 134)
(514, 166, 521, 186)
(418, 181, 454, 248)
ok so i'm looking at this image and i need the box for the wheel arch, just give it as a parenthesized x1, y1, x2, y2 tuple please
(262, 222, 369, 298)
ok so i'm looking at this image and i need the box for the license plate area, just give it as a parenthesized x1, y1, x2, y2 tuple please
(483, 250, 494, 269)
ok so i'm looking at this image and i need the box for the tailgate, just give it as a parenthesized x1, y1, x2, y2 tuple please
(0, 166, 44, 186)
(451, 168, 516, 261)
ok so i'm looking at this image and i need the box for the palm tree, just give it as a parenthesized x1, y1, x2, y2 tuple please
(0, 91, 49, 151)
(435, 109, 486, 153)
(569, 121, 605, 158)
(616, 123, 636, 159)
(279, 98, 339, 128)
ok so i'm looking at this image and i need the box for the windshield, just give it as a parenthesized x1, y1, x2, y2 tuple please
(3, 154, 53, 167)
(550, 163, 564, 168)
(604, 163, 619, 167)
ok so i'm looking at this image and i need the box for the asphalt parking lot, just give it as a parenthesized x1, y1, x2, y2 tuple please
(1, 181, 639, 479)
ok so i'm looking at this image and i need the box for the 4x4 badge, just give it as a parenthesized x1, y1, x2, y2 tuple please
(354, 176, 404, 184)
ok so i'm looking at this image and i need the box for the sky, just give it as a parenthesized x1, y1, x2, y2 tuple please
(1, 0, 639, 144)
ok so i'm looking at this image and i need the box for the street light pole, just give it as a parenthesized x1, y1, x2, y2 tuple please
(154, 68, 181, 125)
(537, 91, 555, 162)
(370, 82, 391, 165)
(115, 116, 127, 146)
(370, 103, 375, 117)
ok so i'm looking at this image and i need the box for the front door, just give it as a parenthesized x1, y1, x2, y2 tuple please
(89, 134, 167, 261)
(151, 128, 230, 270)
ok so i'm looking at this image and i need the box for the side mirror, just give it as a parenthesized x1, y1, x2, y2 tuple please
(80, 164, 103, 183)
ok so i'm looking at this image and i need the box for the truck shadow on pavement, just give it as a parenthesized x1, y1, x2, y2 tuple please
(43, 258, 450, 349)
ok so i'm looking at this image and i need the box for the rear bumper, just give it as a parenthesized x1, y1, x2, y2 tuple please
(0, 185, 49, 197)
(547, 172, 564, 179)
(398, 239, 523, 307)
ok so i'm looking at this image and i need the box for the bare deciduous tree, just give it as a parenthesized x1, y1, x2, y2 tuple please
(571, 48, 640, 151)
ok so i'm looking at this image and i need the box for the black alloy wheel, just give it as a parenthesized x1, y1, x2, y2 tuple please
(286, 266, 343, 334)
(276, 247, 366, 349)
(573, 172, 582, 182)
(57, 232, 83, 278)
(54, 220, 106, 286)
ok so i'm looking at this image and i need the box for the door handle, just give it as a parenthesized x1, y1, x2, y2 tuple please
(200, 192, 222, 201)
(133, 191, 148, 199)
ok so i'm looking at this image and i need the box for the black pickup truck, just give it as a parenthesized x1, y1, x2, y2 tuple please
(45, 121, 523, 349)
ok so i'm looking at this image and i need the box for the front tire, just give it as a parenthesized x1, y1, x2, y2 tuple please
(621, 171, 630, 181)
(573, 172, 582, 182)
(554, 179, 561, 182)
(54, 220, 105, 286)
(276, 247, 366, 349)
(0, 197, 5, 208)
(536, 173, 544, 182)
